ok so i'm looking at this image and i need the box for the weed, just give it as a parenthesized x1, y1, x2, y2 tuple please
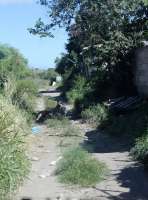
(0, 96, 30, 198)
(131, 134, 148, 165)
(81, 104, 108, 127)
(55, 147, 107, 186)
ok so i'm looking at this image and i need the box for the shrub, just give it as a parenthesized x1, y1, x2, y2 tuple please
(55, 147, 107, 186)
(12, 79, 37, 114)
(81, 104, 108, 126)
(66, 76, 90, 104)
(0, 96, 30, 198)
(131, 134, 148, 165)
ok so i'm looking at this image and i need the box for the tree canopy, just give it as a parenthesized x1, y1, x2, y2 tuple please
(30, 0, 148, 100)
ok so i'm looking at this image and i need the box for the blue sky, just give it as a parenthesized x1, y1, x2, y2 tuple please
(0, 0, 68, 69)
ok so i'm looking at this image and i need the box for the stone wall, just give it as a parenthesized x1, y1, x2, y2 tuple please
(135, 46, 148, 96)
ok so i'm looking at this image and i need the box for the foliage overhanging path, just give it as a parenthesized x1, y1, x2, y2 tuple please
(15, 88, 148, 200)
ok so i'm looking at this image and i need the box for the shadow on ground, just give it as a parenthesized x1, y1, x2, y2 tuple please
(82, 129, 132, 153)
(112, 164, 148, 200)
(95, 164, 148, 200)
(80, 129, 148, 200)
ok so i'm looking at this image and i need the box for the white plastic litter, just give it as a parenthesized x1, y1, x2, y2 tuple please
(50, 156, 62, 166)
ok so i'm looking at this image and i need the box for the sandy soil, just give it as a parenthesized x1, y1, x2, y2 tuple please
(15, 90, 148, 200)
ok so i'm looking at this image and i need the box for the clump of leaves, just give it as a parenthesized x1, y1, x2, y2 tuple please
(55, 147, 108, 186)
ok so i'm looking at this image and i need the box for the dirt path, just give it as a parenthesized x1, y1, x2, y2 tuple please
(15, 90, 148, 200)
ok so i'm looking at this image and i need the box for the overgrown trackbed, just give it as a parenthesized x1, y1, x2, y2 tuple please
(15, 89, 148, 200)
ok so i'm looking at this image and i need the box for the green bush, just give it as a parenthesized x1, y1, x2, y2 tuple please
(55, 147, 107, 186)
(12, 79, 37, 114)
(131, 134, 148, 165)
(0, 96, 30, 198)
(81, 104, 108, 126)
(66, 76, 90, 104)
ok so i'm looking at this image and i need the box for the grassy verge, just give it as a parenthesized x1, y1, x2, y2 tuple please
(55, 147, 107, 187)
(0, 96, 30, 198)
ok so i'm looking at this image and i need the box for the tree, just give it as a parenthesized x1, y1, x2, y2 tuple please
(30, 0, 148, 99)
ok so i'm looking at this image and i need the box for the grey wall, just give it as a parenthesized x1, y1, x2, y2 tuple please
(135, 46, 148, 96)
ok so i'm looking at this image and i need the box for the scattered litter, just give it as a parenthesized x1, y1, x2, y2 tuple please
(31, 156, 40, 161)
(39, 174, 46, 179)
(32, 126, 41, 134)
(50, 156, 62, 166)
(39, 173, 50, 179)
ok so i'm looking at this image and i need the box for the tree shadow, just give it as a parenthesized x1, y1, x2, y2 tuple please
(82, 129, 132, 153)
(107, 164, 148, 200)
(81, 129, 148, 200)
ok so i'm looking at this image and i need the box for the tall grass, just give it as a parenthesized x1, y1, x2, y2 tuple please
(81, 104, 108, 127)
(4, 77, 37, 123)
(0, 96, 30, 198)
(55, 147, 107, 186)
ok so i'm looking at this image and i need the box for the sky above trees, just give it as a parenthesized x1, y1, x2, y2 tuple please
(0, 0, 68, 68)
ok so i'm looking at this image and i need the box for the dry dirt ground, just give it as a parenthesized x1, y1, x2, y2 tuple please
(15, 89, 148, 200)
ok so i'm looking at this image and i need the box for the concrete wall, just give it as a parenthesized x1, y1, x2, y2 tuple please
(135, 46, 148, 96)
